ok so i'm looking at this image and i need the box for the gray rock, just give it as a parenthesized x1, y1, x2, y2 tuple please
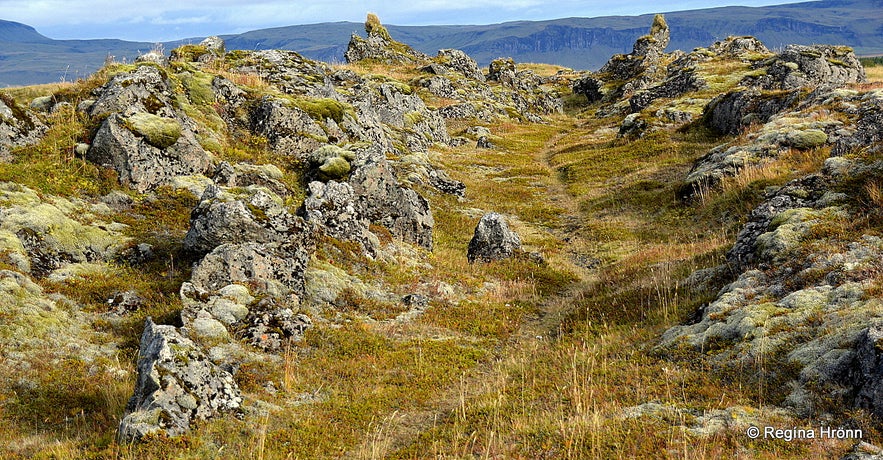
(748, 44, 866, 91)
(88, 65, 175, 118)
(212, 161, 288, 196)
(0, 95, 45, 160)
(467, 212, 521, 263)
(199, 36, 225, 54)
(303, 180, 377, 255)
(249, 96, 326, 159)
(437, 49, 485, 81)
(833, 91, 883, 156)
(488, 58, 517, 87)
(88, 113, 212, 192)
(118, 319, 241, 442)
(428, 168, 465, 197)
(344, 15, 428, 65)
(703, 89, 801, 135)
(239, 300, 312, 352)
(135, 50, 168, 67)
(29, 96, 54, 113)
(348, 159, 434, 250)
(189, 241, 311, 298)
(183, 185, 313, 255)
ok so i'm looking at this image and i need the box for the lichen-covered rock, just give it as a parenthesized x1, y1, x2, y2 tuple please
(303, 180, 377, 254)
(428, 168, 465, 197)
(348, 158, 434, 250)
(746, 44, 866, 91)
(212, 161, 288, 196)
(88, 113, 212, 192)
(467, 212, 521, 263)
(238, 299, 312, 352)
(89, 65, 175, 118)
(189, 241, 310, 298)
(702, 89, 801, 135)
(183, 185, 313, 255)
(0, 94, 45, 160)
(726, 174, 833, 270)
(833, 90, 883, 156)
(249, 96, 327, 158)
(436, 49, 485, 82)
(118, 318, 242, 442)
(682, 112, 841, 198)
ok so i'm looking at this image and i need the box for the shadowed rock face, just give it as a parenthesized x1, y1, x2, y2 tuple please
(118, 319, 242, 442)
(467, 212, 521, 263)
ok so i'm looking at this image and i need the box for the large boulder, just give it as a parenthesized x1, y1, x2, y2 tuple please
(702, 89, 801, 135)
(88, 113, 212, 192)
(118, 319, 242, 442)
(436, 49, 485, 82)
(467, 212, 521, 263)
(303, 180, 377, 254)
(348, 158, 434, 250)
(85, 66, 214, 191)
(249, 96, 327, 158)
(183, 185, 313, 255)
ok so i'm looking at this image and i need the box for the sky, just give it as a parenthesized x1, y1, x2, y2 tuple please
(1, 0, 809, 43)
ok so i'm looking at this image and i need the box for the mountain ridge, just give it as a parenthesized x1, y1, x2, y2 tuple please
(1, 0, 883, 86)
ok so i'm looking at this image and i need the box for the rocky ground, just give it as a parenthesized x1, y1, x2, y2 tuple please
(1, 13, 883, 459)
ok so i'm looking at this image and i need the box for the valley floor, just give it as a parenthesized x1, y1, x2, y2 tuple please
(3, 60, 883, 460)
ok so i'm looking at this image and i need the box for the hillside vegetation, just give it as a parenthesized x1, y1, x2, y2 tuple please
(0, 13, 883, 460)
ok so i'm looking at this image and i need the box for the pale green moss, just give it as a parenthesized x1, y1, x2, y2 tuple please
(125, 112, 182, 149)
(319, 156, 352, 179)
(786, 129, 828, 149)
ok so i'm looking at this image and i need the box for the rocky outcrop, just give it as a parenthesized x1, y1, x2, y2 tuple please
(681, 109, 842, 198)
(349, 157, 435, 250)
(436, 49, 484, 81)
(249, 96, 327, 159)
(86, 65, 213, 191)
(183, 185, 312, 255)
(745, 44, 866, 91)
(0, 182, 129, 276)
(467, 212, 521, 263)
(345, 14, 427, 65)
(89, 113, 212, 192)
(0, 94, 45, 161)
(573, 14, 671, 105)
(702, 44, 865, 135)
(180, 185, 314, 349)
(118, 318, 242, 442)
(303, 180, 377, 255)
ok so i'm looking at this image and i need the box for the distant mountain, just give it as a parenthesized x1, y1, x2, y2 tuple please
(2, 0, 882, 87)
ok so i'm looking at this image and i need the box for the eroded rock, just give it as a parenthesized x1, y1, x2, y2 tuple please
(118, 319, 242, 442)
(467, 212, 521, 263)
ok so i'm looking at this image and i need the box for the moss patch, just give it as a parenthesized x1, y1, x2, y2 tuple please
(125, 112, 182, 149)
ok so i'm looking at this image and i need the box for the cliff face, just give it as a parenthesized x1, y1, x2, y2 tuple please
(2, 12, 883, 459)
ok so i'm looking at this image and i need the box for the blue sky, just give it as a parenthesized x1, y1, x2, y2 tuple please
(1, 0, 808, 42)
